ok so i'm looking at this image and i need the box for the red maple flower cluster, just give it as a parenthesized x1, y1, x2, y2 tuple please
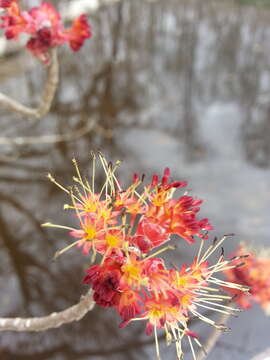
(65, 162, 212, 260)
(44, 154, 248, 359)
(0, 0, 91, 63)
(224, 243, 270, 314)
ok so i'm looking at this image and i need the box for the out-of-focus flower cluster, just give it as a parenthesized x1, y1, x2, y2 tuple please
(224, 243, 270, 314)
(44, 154, 248, 359)
(0, 0, 91, 63)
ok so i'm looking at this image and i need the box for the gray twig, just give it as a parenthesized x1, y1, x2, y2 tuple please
(0, 49, 59, 119)
(0, 289, 94, 332)
(0, 118, 96, 146)
(197, 311, 231, 360)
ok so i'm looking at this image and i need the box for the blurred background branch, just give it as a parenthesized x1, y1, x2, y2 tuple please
(0, 49, 59, 119)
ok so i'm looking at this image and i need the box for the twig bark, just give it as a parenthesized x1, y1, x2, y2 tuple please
(197, 311, 231, 360)
(0, 118, 96, 145)
(0, 49, 59, 119)
(0, 289, 94, 332)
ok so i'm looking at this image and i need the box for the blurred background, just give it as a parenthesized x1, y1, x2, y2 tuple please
(0, 0, 270, 359)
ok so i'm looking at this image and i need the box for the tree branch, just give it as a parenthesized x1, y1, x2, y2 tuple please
(0, 118, 96, 146)
(197, 311, 231, 360)
(0, 49, 59, 119)
(0, 289, 94, 332)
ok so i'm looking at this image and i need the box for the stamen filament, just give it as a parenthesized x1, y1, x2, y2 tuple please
(154, 324, 161, 360)
(41, 222, 76, 231)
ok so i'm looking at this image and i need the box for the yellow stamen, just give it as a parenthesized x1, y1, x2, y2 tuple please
(188, 336, 197, 360)
(54, 239, 82, 259)
(41, 222, 76, 231)
(154, 324, 161, 360)
(144, 245, 176, 260)
(72, 158, 87, 198)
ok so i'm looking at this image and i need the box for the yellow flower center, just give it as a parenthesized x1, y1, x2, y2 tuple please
(176, 276, 188, 287)
(99, 208, 111, 220)
(152, 192, 167, 207)
(84, 225, 96, 240)
(180, 294, 191, 307)
(149, 307, 165, 320)
(84, 199, 97, 213)
(106, 233, 120, 247)
(122, 263, 140, 278)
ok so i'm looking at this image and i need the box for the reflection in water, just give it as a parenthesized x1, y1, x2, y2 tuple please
(0, 0, 270, 359)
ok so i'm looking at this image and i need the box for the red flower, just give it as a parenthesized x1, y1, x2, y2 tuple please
(117, 290, 142, 324)
(0, 1, 26, 39)
(167, 196, 212, 243)
(83, 259, 122, 307)
(120, 253, 148, 290)
(132, 219, 169, 253)
(0, 1, 91, 63)
(69, 215, 106, 256)
(151, 167, 188, 192)
(65, 14, 91, 51)
(224, 244, 270, 313)
(140, 292, 183, 335)
(143, 258, 172, 296)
